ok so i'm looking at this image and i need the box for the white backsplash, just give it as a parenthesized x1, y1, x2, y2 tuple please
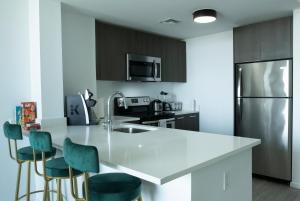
(97, 80, 177, 101)
(96, 80, 179, 117)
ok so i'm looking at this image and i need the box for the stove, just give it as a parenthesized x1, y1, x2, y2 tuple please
(114, 96, 175, 128)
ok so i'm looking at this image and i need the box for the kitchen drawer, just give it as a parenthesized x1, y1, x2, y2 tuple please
(175, 113, 199, 131)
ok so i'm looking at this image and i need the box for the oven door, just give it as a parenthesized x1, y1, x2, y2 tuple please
(160, 118, 175, 128)
(166, 120, 175, 128)
(141, 118, 175, 128)
(127, 54, 161, 82)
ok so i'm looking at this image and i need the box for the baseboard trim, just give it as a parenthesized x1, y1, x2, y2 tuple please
(290, 181, 300, 189)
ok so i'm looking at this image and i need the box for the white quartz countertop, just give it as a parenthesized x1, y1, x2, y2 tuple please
(45, 124, 260, 185)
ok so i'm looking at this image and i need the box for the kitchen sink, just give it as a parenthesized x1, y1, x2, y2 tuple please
(113, 127, 150, 134)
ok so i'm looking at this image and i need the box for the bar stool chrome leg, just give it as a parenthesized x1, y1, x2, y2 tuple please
(15, 162, 22, 201)
(47, 183, 51, 201)
(26, 161, 31, 201)
(43, 180, 49, 201)
(57, 179, 62, 201)
(74, 177, 78, 197)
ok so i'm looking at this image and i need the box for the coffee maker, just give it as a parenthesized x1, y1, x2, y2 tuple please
(66, 89, 99, 125)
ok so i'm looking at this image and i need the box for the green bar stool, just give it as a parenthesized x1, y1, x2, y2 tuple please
(2, 121, 56, 201)
(63, 138, 143, 201)
(29, 131, 82, 201)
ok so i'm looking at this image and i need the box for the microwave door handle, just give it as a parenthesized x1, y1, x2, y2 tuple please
(153, 60, 157, 81)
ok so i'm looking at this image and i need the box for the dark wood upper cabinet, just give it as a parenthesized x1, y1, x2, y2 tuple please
(234, 16, 293, 63)
(95, 21, 128, 80)
(259, 17, 292, 61)
(161, 38, 186, 82)
(131, 31, 162, 57)
(95, 21, 186, 82)
(234, 23, 261, 63)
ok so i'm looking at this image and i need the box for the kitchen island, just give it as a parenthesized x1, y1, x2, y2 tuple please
(44, 123, 260, 201)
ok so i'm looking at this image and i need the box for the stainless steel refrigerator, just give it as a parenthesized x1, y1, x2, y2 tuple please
(235, 59, 292, 181)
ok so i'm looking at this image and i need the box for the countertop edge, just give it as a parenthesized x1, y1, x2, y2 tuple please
(159, 139, 260, 184)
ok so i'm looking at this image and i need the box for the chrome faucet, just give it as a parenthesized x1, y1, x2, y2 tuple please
(106, 91, 128, 131)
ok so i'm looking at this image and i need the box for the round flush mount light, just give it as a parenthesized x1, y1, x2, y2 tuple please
(193, 9, 217, 23)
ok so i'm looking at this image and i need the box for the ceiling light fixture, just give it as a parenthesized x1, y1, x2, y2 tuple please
(193, 9, 217, 23)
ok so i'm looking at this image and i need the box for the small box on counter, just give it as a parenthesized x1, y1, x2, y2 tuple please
(15, 101, 40, 131)
(21, 102, 36, 124)
(15, 106, 22, 125)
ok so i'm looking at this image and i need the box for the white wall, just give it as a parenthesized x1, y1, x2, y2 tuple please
(29, 0, 42, 118)
(174, 31, 234, 135)
(29, 0, 65, 124)
(39, 0, 64, 122)
(62, 4, 97, 96)
(0, 1, 31, 200)
(291, 8, 300, 189)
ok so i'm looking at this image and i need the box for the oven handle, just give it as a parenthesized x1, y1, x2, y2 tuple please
(141, 120, 159, 125)
(141, 118, 175, 125)
(163, 118, 175, 128)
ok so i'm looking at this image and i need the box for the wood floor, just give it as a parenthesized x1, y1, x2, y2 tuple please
(253, 177, 300, 201)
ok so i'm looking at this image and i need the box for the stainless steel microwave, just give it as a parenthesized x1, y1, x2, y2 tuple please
(126, 53, 161, 82)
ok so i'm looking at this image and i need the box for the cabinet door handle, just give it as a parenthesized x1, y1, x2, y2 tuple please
(177, 117, 185, 120)
(189, 115, 196, 118)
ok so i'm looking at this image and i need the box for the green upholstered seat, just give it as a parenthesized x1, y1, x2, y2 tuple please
(29, 131, 53, 152)
(85, 173, 142, 201)
(45, 157, 81, 178)
(29, 131, 80, 179)
(63, 138, 99, 173)
(17, 146, 56, 161)
(3, 121, 23, 140)
(2, 122, 57, 161)
(64, 138, 142, 201)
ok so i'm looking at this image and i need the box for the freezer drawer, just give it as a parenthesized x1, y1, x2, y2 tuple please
(235, 98, 292, 180)
(236, 60, 292, 97)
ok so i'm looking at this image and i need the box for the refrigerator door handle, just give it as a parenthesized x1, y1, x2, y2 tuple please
(238, 98, 243, 121)
(237, 66, 243, 97)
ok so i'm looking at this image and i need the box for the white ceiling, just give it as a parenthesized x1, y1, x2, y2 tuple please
(62, 0, 300, 39)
